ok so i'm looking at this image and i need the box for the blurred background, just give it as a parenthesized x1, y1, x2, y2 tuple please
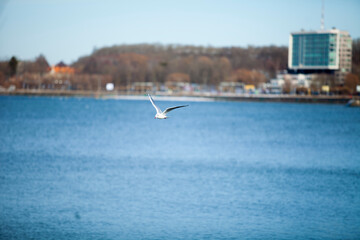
(0, 0, 359, 96)
(0, 1, 360, 239)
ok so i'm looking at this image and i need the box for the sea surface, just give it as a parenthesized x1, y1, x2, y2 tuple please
(0, 96, 359, 239)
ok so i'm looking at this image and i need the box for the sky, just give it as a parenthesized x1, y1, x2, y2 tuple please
(0, 0, 359, 65)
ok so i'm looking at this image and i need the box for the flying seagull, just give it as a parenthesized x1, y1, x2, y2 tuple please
(148, 94, 188, 119)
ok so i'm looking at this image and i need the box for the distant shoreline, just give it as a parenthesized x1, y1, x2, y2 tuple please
(1, 89, 358, 105)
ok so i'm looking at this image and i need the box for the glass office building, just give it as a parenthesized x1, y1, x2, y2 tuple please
(288, 29, 352, 83)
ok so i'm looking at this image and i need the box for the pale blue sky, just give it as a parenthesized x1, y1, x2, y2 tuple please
(0, 0, 359, 65)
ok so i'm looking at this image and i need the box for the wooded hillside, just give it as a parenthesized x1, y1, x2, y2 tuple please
(72, 44, 288, 87)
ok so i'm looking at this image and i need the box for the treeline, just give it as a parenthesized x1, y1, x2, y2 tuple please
(73, 44, 288, 88)
(0, 55, 50, 89)
(1, 40, 359, 91)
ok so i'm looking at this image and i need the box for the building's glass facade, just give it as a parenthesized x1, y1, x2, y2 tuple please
(288, 29, 352, 84)
(291, 33, 337, 68)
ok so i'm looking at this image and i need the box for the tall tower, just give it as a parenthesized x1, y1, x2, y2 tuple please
(320, 0, 324, 30)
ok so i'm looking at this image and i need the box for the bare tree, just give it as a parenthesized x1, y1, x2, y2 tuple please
(344, 73, 360, 94)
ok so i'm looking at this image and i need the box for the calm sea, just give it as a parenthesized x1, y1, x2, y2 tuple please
(0, 96, 359, 239)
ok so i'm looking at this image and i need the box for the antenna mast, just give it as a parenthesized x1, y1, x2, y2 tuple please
(321, 0, 325, 30)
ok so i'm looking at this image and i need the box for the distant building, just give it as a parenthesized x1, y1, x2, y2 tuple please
(165, 73, 191, 92)
(288, 29, 352, 84)
(218, 82, 244, 94)
(131, 82, 155, 92)
(50, 61, 75, 75)
(267, 71, 313, 94)
(244, 85, 256, 93)
(47, 62, 75, 90)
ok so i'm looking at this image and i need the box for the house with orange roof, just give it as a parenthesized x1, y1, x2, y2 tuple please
(50, 61, 75, 74)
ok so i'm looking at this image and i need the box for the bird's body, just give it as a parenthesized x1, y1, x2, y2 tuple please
(155, 112, 168, 119)
(148, 94, 188, 119)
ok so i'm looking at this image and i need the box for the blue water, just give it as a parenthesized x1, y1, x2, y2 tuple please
(0, 96, 360, 239)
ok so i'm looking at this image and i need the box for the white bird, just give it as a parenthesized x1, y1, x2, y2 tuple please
(148, 94, 188, 119)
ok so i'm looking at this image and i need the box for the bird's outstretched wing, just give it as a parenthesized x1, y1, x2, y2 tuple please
(163, 105, 189, 114)
(148, 94, 161, 114)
